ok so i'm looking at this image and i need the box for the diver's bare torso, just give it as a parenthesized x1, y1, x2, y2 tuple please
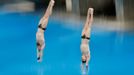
(81, 27, 91, 55)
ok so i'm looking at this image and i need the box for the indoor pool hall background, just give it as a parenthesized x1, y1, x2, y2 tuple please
(0, 0, 134, 75)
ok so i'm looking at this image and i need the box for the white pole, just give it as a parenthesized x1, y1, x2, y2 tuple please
(65, 0, 72, 12)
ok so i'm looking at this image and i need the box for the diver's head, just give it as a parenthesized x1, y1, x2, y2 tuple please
(82, 55, 87, 64)
(37, 42, 42, 50)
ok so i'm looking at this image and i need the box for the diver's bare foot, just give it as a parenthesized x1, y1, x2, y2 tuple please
(48, 0, 55, 15)
(50, 0, 55, 7)
(88, 8, 94, 14)
(87, 8, 94, 17)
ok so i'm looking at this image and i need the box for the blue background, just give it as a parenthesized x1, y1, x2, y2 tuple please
(0, 12, 134, 75)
